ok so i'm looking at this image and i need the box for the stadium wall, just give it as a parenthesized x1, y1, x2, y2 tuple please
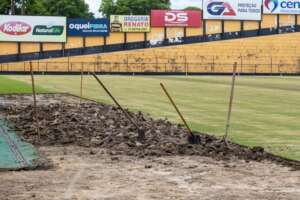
(0, 14, 300, 74)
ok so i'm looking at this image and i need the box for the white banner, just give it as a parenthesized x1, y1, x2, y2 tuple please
(0, 15, 66, 42)
(203, 0, 262, 20)
(264, 0, 300, 14)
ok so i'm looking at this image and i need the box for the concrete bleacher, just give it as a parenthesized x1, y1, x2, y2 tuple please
(1, 13, 300, 74)
(3, 32, 298, 74)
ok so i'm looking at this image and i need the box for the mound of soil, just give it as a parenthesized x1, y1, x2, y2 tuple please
(1, 94, 300, 169)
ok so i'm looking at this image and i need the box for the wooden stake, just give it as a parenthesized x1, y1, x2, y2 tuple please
(30, 62, 40, 141)
(80, 65, 83, 102)
(223, 62, 238, 143)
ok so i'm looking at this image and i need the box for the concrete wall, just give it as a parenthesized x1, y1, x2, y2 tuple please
(1, 14, 299, 56)
(4, 32, 300, 74)
(1, 14, 300, 74)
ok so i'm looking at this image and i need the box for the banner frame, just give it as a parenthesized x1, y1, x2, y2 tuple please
(110, 15, 151, 33)
(0, 15, 67, 43)
(151, 10, 202, 27)
(263, 0, 300, 15)
(67, 18, 110, 37)
(202, 0, 262, 21)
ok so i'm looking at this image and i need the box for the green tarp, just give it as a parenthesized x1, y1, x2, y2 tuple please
(0, 120, 39, 171)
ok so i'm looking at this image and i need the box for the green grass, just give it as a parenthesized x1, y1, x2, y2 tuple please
(4, 75, 300, 160)
(0, 76, 47, 94)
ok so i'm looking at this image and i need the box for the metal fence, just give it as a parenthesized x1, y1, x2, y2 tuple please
(1, 58, 300, 74)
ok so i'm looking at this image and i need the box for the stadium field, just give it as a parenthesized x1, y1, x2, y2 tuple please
(0, 76, 47, 94)
(2, 75, 300, 160)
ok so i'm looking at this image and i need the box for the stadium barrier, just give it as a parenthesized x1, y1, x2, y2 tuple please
(1, 24, 300, 64)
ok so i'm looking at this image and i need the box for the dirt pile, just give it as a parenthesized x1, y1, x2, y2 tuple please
(1, 95, 300, 169)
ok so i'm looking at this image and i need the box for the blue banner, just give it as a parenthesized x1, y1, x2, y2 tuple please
(67, 18, 109, 36)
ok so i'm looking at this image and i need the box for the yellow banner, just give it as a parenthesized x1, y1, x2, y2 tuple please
(110, 15, 150, 32)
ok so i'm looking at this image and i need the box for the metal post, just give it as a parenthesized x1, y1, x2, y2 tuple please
(68, 55, 70, 72)
(30, 62, 40, 141)
(100, 59, 102, 72)
(155, 55, 159, 72)
(277, 14, 280, 34)
(212, 55, 215, 72)
(240, 54, 243, 73)
(96, 56, 100, 72)
(184, 54, 188, 76)
(80, 66, 83, 100)
(270, 56, 273, 73)
(37, 59, 40, 72)
(223, 62, 238, 143)
(126, 55, 129, 72)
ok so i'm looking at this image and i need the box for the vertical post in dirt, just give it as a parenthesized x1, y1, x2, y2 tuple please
(223, 62, 238, 143)
(30, 61, 40, 141)
(80, 63, 84, 103)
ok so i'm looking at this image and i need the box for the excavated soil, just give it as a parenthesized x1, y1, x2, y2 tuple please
(0, 94, 300, 170)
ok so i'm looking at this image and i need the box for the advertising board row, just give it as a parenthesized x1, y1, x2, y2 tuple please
(203, 0, 300, 18)
(0, 10, 203, 42)
(1, 1, 300, 42)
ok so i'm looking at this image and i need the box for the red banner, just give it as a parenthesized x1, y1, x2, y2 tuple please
(151, 10, 202, 27)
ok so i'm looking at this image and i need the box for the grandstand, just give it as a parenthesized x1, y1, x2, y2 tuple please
(0, 14, 300, 74)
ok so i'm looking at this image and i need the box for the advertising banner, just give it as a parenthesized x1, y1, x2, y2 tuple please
(151, 10, 202, 27)
(0, 15, 66, 42)
(110, 15, 150, 32)
(68, 18, 109, 36)
(203, 0, 262, 20)
(264, 0, 300, 14)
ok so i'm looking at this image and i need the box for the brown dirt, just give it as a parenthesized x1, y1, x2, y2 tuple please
(0, 94, 300, 170)
(0, 146, 300, 200)
(0, 94, 300, 200)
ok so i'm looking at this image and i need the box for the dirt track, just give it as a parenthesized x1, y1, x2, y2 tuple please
(1, 146, 300, 200)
